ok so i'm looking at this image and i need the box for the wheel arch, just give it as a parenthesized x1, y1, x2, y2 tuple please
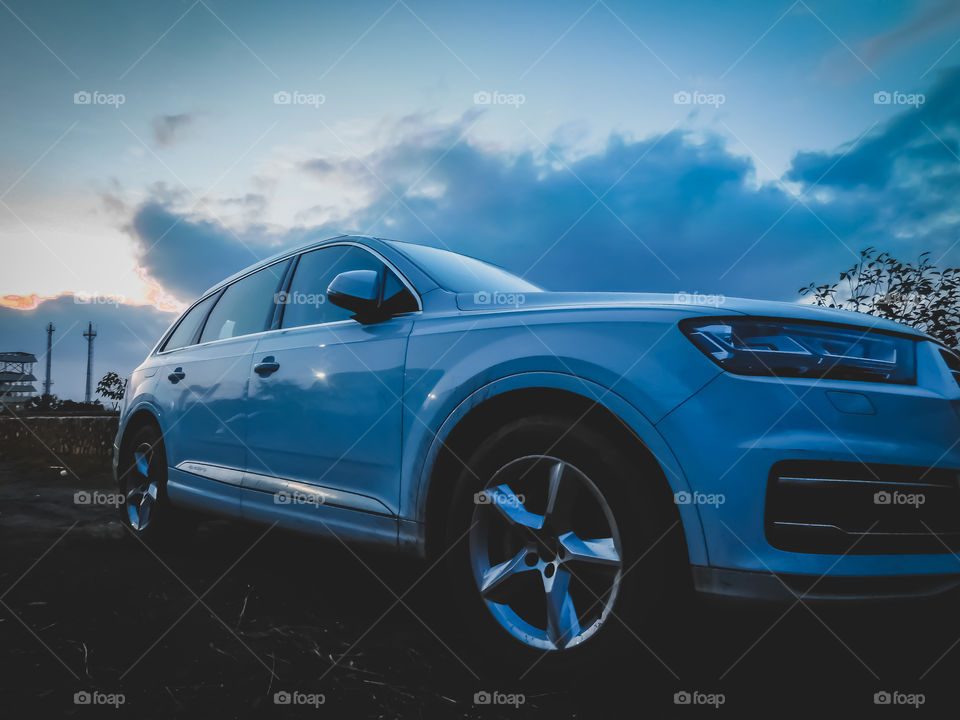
(417, 373, 707, 567)
(116, 407, 163, 486)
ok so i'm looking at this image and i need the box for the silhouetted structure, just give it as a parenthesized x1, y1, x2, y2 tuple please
(0, 352, 38, 410)
(43, 322, 54, 396)
(83, 322, 96, 403)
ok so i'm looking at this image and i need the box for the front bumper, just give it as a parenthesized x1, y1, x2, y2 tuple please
(658, 338, 960, 596)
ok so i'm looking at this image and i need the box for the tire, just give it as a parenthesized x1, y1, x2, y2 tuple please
(443, 414, 677, 678)
(117, 424, 194, 548)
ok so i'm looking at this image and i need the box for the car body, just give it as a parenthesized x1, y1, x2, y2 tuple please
(115, 234, 960, 645)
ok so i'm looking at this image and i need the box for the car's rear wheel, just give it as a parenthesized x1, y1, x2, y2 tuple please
(444, 415, 676, 676)
(118, 424, 193, 546)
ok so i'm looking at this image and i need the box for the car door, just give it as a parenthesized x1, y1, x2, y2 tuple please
(242, 244, 419, 541)
(158, 259, 292, 515)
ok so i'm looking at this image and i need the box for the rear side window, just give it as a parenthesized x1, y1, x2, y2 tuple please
(162, 293, 217, 351)
(281, 245, 416, 328)
(200, 260, 290, 343)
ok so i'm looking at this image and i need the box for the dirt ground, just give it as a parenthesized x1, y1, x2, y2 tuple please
(2, 458, 960, 717)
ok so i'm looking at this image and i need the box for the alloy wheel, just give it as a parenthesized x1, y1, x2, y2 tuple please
(125, 442, 159, 531)
(469, 455, 623, 651)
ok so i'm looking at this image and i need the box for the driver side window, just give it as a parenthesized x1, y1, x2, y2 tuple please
(280, 246, 416, 329)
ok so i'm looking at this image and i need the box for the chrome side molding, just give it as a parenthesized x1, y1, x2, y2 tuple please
(173, 460, 394, 516)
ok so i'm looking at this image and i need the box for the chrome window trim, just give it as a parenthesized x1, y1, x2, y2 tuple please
(154, 240, 422, 356)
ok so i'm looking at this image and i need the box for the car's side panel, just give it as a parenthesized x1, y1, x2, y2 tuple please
(242, 316, 413, 515)
(114, 368, 247, 519)
(399, 308, 726, 562)
(403, 370, 710, 565)
(150, 337, 259, 515)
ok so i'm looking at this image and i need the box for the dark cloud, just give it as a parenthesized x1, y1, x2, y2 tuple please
(131, 69, 960, 307)
(785, 67, 960, 262)
(787, 67, 960, 189)
(289, 115, 862, 298)
(130, 203, 280, 302)
(153, 113, 193, 148)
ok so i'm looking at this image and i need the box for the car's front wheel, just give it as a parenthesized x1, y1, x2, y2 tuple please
(444, 415, 677, 675)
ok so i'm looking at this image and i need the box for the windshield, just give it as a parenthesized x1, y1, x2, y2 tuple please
(387, 241, 542, 294)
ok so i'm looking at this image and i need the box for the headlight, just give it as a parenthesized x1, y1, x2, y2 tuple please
(681, 317, 917, 384)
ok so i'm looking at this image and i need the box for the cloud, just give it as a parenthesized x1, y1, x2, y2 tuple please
(128, 69, 960, 308)
(861, 0, 960, 67)
(129, 202, 283, 302)
(787, 67, 960, 189)
(284, 114, 863, 297)
(153, 113, 193, 148)
(785, 66, 960, 260)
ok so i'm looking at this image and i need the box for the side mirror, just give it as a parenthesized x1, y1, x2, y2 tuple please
(327, 270, 381, 319)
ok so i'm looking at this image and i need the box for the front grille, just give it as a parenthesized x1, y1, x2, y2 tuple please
(765, 460, 960, 554)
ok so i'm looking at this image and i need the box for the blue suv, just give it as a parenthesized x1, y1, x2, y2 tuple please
(114, 235, 960, 667)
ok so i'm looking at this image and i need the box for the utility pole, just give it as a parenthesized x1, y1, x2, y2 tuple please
(83, 321, 96, 403)
(43, 322, 54, 396)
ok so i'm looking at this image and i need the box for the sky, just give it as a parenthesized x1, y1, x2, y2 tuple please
(1, 0, 959, 400)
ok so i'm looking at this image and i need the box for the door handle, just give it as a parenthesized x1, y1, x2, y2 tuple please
(254, 356, 280, 376)
(167, 367, 185, 383)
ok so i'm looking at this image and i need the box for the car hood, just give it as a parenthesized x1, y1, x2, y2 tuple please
(455, 291, 928, 338)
